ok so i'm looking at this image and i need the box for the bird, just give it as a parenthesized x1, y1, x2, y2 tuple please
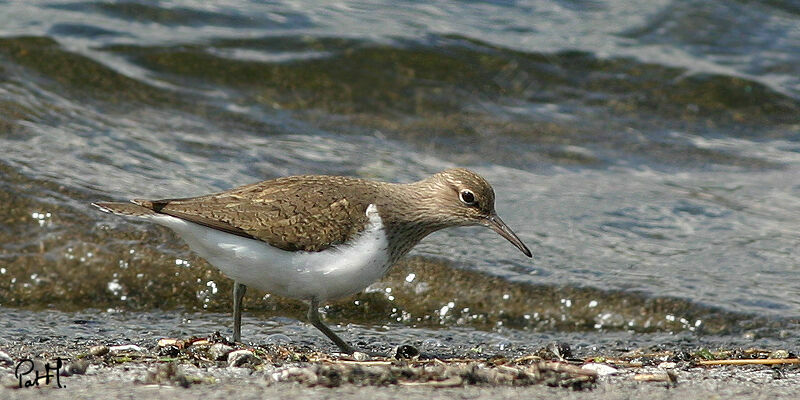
(92, 168, 532, 353)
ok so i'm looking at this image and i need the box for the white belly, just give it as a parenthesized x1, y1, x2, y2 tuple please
(144, 204, 392, 301)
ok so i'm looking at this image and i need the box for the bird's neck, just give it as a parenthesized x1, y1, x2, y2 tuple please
(374, 180, 452, 262)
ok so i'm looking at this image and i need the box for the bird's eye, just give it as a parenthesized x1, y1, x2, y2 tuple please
(459, 189, 476, 205)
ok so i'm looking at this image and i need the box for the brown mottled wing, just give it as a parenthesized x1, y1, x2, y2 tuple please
(135, 176, 375, 252)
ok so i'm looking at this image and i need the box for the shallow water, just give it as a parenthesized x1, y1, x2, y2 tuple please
(1, 308, 797, 360)
(0, 1, 798, 347)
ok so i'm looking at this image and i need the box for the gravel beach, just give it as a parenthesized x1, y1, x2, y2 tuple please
(2, 330, 798, 399)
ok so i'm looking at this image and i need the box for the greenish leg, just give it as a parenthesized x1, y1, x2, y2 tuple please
(232, 282, 247, 342)
(307, 298, 357, 354)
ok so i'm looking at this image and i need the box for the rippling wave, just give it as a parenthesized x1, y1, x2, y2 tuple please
(1, 1, 798, 342)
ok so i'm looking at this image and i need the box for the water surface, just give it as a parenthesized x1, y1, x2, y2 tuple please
(0, 0, 798, 348)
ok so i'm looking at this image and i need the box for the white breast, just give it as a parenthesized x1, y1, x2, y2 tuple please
(143, 204, 392, 301)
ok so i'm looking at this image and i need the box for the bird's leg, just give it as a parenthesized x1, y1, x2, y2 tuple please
(232, 282, 247, 343)
(307, 298, 357, 354)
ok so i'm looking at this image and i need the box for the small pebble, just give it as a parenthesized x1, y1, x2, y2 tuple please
(228, 349, 257, 367)
(109, 344, 144, 353)
(209, 343, 234, 361)
(89, 345, 109, 357)
(159, 345, 181, 357)
(634, 371, 677, 384)
(394, 344, 420, 359)
(582, 363, 620, 376)
(0, 350, 13, 366)
(352, 351, 369, 361)
(548, 342, 572, 359)
(769, 350, 790, 359)
(158, 338, 180, 347)
(60, 359, 89, 376)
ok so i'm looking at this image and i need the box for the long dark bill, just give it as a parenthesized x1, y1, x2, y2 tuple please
(484, 214, 532, 258)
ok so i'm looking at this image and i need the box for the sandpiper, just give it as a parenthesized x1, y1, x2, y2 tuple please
(93, 168, 531, 353)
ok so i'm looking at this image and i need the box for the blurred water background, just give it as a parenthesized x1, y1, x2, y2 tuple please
(0, 0, 799, 352)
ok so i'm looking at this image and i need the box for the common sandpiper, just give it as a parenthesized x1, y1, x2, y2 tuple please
(93, 168, 531, 353)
